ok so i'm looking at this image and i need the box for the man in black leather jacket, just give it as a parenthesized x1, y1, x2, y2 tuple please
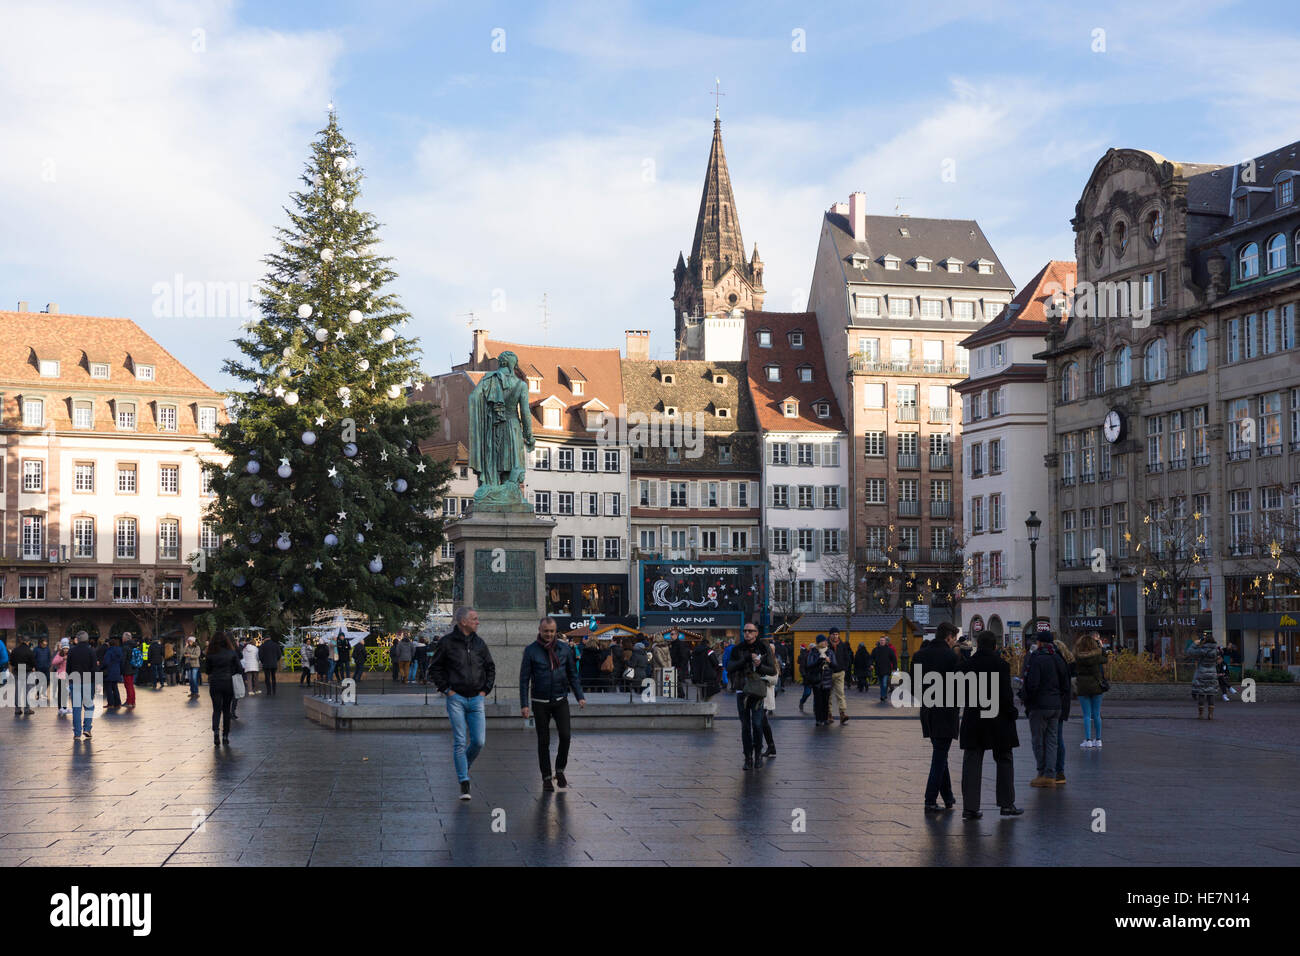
(429, 607, 496, 800)
(520, 618, 586, 791)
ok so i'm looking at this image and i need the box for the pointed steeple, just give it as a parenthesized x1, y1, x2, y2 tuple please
(689, 117, 749, 278)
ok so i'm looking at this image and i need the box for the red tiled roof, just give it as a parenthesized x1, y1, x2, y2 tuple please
(959, 260, 1075, 348)
(742, 310, 845, 432)
(482, 339, 624, 438)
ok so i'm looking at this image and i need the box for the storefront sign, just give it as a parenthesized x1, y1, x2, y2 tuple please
(640, 611, 740, 629)
(640, 561, 763, 620)
(1147, 614, 1212, 631)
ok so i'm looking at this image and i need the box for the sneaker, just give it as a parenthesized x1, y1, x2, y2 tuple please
(459, 781, 471, 801)
(542, 777, 555, 792)
(24, 707, 34, 715)
(763, 748, 776, 758)
(555, 771, 568, 789)
(961, 810, 983, 820)
(82, 731, 92, 740)
(73, 734, 81, 740)
(840, 715, 849, 724)
(924, 804, 943, 813)
(1223, 694, 1230, 701)
(743, 757, 754, 771)
(798, 700, 805, 713)
(1094, 740, 1102, 748)
(1000, 806, 1025, 816)
(1055, 772, 1066, 784)
(1080, 740, 1093, 748)
(753, 753, 764, 769)
(1030, 775, 1054, 787)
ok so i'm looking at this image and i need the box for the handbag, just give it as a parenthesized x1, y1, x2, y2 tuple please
(623, 667, 635, 680)
(743, 671, 767, 698)
(232, 673, 246, 699)
(600, 654, 614, 673)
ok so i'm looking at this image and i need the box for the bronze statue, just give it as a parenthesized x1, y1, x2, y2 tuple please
(467, 350, 534, 511)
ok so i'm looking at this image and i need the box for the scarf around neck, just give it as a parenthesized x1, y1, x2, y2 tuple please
(537, 635, 560, 669)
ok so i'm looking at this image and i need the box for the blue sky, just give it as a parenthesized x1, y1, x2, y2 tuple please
(4, 0, 1300, 389)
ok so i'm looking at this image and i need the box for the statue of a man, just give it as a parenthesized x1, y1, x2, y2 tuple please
(467, 350, 535, 509)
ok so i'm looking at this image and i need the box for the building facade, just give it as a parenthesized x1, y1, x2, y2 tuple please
(1044, 144, 1300, 668)
(808, 193, 1015, 625)
(0, 307, 227, 646)
(742, 310, 849, 623)
(954, 262, 1073, 646)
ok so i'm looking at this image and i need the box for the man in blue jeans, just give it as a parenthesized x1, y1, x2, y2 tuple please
(429, 606, 496, 801)
(65, 631, 98, 740)
(726, 624, 776, 770)
(871, 637, 897, 702)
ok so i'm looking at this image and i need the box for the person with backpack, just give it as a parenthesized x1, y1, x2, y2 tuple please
(726, 623, 777, 770)
(103, 638, 124, 709)
(691, 639, 720, 699)
(121, 633, 140, 708)
(1073, 631, 1108, 749)
(805, 635, 838, 726)
(798, 641, 816, 713)
(854, 643, 872, 692)
(148, 637, 164, 689)
(871, 637, 897, 703)
(1023, 631, 1070, 787)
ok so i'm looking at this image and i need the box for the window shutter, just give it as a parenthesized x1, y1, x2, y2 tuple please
(766, 443, 773, 465)
(812, 443, 822, 466)
(786, 441, 796, 465)
(749, 481, 759, 506)
(767, 483, 775, 507)
(807, 531, 819, 561)
(687, 482, 698, 508)
(720, 482, 730, 508)
(658, 480, 668, 506)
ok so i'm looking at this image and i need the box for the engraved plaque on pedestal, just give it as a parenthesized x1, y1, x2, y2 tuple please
(472, 549, 537, 611)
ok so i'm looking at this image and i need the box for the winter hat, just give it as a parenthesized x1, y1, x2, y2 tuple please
(633, 642, 645, 650)
(816, 634, 827, 643)
(60, 637, 70, 647)
(1036, 630, 1056, 644)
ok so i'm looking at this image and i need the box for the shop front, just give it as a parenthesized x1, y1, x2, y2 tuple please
(1226, 575, 1300, 671)
(1061, 582, 1139, 650)
(636, 560, 766, 638)
(545, 573, 633, 633)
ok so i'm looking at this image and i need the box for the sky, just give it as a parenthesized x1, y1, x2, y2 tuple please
(4, 0, 1300, 390)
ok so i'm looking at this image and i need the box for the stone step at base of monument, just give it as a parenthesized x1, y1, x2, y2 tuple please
(304, 694, 717, 731)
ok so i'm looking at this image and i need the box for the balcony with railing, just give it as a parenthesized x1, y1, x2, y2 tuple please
(930, 500, 953, 518)
(1099, 467, 1112, 481)
(1059, 556, 1085, 570)
(1145, 461, 1164, 474)
(858, 548, 887, 564)
(897, 452, 919, 469)
(929, 452, 953, 470)
(1192, 453, 1210, 467)
(631, 545, 763, 563)
(898, 500, 920, 517)
(1169, 458, 1187, 471)
(1080, 472, 1095, 484)
(896, 405, 918, 422)
(849, 357, 967, 376)
(926, 548, 955, 564)
(1260, 444, 1283, 457)
(1227, 447, 1251, 462)
(897, 548, 920, 563)
(1060, 475, 1075, 487)
(930, 407, 952, 423)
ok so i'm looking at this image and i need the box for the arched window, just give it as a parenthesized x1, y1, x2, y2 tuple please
(1114, 345, 1132, 387)
(1091, 231, 1104, 266)
(1267, 233, 1287, 272)
(1184, 328, 1207, 373)
(1061, 362, 1079, 403)
(1112, 220, 1129, 257)
(1294, 229, 1300, 266)
(1143, 338, 1168, 382)
(1239, 242, 1260, 280)
(1144, 208, 1164, 245)
(1091, 354, 1106, 395)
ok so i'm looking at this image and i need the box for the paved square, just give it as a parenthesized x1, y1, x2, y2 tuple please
(1, 682, 1296, 866)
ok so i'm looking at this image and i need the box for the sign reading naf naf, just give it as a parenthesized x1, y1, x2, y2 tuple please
(639, 561, 765, 629)
(473, 548, 536, 611)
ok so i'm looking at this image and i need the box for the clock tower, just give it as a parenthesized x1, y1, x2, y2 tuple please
(672, 115, 765, 357)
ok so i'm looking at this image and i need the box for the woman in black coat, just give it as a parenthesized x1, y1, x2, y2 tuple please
(957, 634, 1021, 818)
(204, 632, 244, 745)
(853, 644, 872, 692)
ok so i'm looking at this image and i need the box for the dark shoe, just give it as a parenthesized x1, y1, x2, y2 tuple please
(962, 810, 983, 820)
(763, 748, 776, 757)
(743, 757, 754, 771)
(82, 731, 92, 739)
(24, 707, 34, 715)
(798, 700, 805, 712)
(753, 753, 764, 769)
(1055, 772, 1066, 784)
(1000, 806, 1025, 816)
(214, 733, 220, 746)
(230, 713, 239, 720)
(924, 804, 943, 813)
(840, 715, 849, 725)
(222, 734, 229, 744)
(542, 777, 555, 792)
(459, 781, 471, 801)
(555, 771, 568, 789)
(944, 800, 956, 810)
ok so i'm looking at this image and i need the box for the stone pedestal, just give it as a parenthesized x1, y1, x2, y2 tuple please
(446, 510, 555, 706)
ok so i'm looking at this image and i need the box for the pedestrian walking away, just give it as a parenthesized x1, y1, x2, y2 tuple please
(10, 639, 37, 715)
(1187, 633, 1221, 720)
(120, 633, 138, 708)
(1073, 631, 1108, 748)
(52, 638, 70, 714)
(258, 634, 283, 696)
(102, 639, 123, 709)
(804, 635, 837, 726)
(726, 623, 776, 769)
(65, 631, 98, 740)
(871, 637, 897, 702)
(429, 606, 496, 800)
(520, 617, 586, 791)
(958, 631, 1022, 818)
(854, 642, 871, 693)
(760, 638, 778, 757)
(912, 622, 963, 811)
(241, 638, 261, 694)
(205, 632, 244, 745)
(1023, 631, 1070, 788)
(828, 628, 852, 724)
(34, 638, 52, 707)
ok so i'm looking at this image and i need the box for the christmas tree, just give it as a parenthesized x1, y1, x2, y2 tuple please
(195, 112, 451, 633)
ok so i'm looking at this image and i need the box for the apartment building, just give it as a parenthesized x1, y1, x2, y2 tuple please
(808, 193, 1015, 624)
(1044, 143, 1300, 666)
(0, 307, 226, 645)
(742, 310, 849, 617)
(954, 262, 1073, 646)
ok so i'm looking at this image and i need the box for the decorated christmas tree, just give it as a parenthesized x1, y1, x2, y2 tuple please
(194, 112, 451, 633)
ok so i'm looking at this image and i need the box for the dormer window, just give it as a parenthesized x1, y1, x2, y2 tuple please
(1277, 176, 1295, 207)
(662, 372, 675, 385)
(1235, 195, 1250, 222)
(854, 296, 880, 319)
(783, 401, 798, 418)
(914, 257, 932, 272)
(116, 402, 137, 430)
(814, 402, 830, 419)
(571, 381, 584, 396)
(943, 258, 963, 274)
(765, 365, 780, 383)
(899, 226, 910, 237)
(976, 259, 994, 275)
(38, 359, 59, 378)
(789, 331, 804, 349)
(543, 407, 561, 429)
(135, 364, 155, 382)
(849, 252, 870, 270)
(717, 407, 731, 419)
(883, 255, 901, 271)
(797, 365, 813, 383)
(527, 377, 541, 393)
(90, 363, 110, 380)
(757, 329, 772, 348)
(713, 374, 726, 386)
(664, 406, 678, 418)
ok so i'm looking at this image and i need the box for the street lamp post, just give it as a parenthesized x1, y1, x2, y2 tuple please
(1026, 511, 1042, 636)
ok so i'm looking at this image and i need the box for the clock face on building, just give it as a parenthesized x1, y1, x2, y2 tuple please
(1103, 409, 1125, 443)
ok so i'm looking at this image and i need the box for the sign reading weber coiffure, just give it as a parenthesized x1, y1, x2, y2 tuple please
(639, 561, 764, 629)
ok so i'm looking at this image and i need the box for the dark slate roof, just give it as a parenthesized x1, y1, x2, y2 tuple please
(824, 211, 1016, 291)
(791, 612, 913, 633)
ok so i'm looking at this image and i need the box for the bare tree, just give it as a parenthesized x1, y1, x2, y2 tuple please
(768, 553, 803, 628)
(126, 570, 179, 643)
(1129, 499, 1209, 656)
(819, 550, 860, 637)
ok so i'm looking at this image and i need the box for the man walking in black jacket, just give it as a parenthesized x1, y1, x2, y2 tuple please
(1024, 631, 1070, 787)
(429, 607, 496, 801)
(66, 632, 98, 740)
(871, 638, 897, 703)
(958, 632, 1022, 819)
(669, 631, 691, 698)
(258, 636, 283, 696)
(10, 639, 36, 715)
(726, 624, 777, 769)
(911, 622, 962, 812)
(520, 618, 586, 791)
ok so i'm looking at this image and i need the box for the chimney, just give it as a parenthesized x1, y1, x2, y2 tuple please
(849, 191, 867, 242)
(625, 330, 650, 362)
(471, 328, 489, 366)
(17, 301, 28, 312)
(44, 303, 58, 314)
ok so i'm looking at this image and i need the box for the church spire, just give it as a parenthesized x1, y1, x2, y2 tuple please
(688, 116, 749, 280)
